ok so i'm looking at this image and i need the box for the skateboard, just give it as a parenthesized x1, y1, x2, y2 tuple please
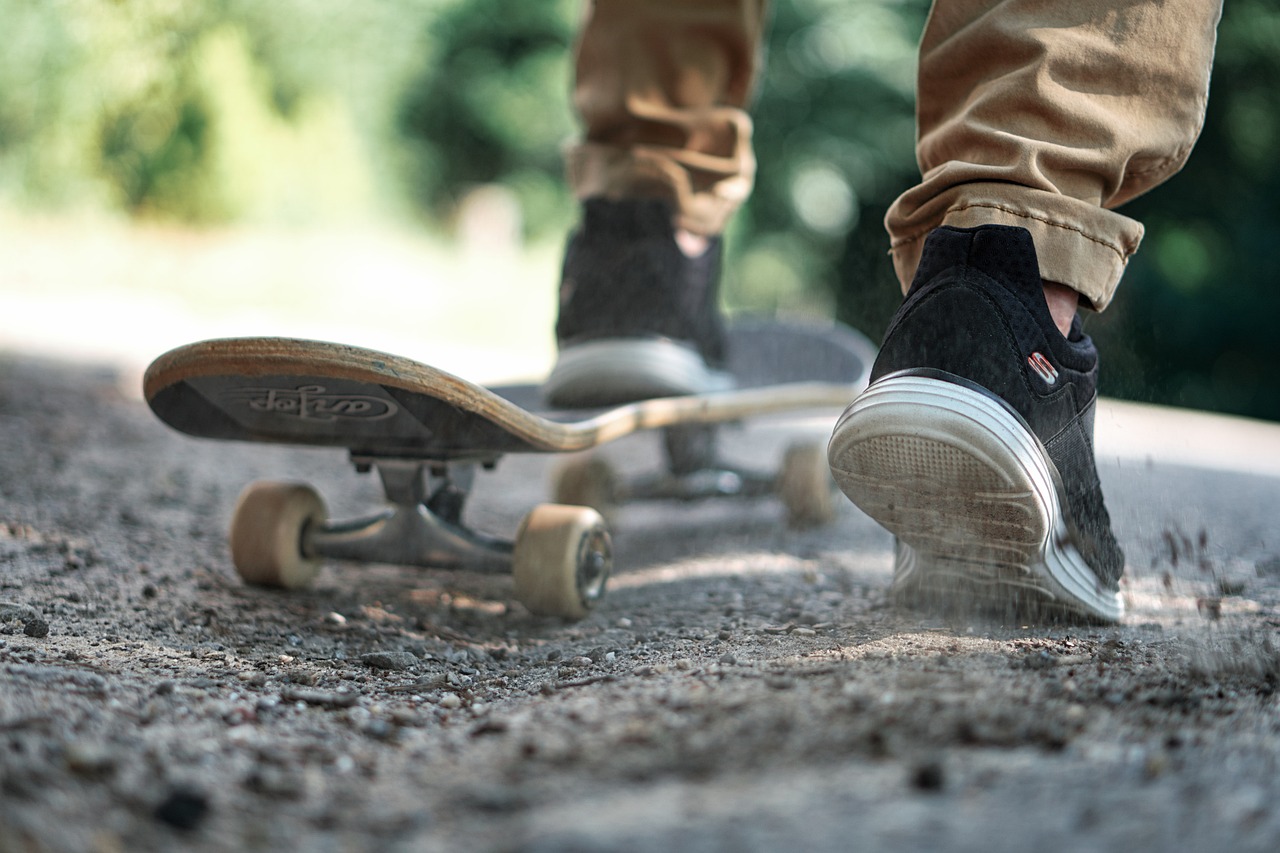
(144, 320, 875, 619)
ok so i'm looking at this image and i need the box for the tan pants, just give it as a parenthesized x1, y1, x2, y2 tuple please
(567, 0, 1221, 310)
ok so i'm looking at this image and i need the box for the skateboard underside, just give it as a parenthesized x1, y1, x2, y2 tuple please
(145, 320, 871, 460)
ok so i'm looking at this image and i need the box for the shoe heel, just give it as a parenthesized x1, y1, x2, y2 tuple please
(828, 373, 1123, 622)
(828, 373, 1056, 568)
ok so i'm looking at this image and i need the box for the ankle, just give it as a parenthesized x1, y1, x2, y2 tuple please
(675, 228, 710, 258)
(1042, 281, 1079, 338)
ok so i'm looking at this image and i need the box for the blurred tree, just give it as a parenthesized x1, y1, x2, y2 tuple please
(395, 0, 578, 235)
(0, 0, 211, 212)
(736, 0, 927, 328)
(1087, 0, 1280, 420)
(0, 0, 433, 222)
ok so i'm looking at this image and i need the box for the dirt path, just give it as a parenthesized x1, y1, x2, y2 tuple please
(2, 354, 1279, 852)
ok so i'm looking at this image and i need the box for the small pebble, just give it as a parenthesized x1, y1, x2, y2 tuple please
(23, 618, 49, 639)
(64, 742, 117, 777)
(911, 759, 946, 792)
(280, 687, 359, 709)
(439, 693, 463, 710)
(390, 708, 423, 727)
(1143, 752, 1170, 780)
(0, 602, 38, 624)
(360, 651, 419, 671)
(154, 787, 209, 831)
(245, 767, 305, 799)
(362, 719, 396, 741)
(470, 718, 509, 737)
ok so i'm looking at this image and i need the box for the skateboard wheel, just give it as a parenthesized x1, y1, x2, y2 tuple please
(777, 442, 836, 529)
(553, 456, 619, 520)
(229, 481, 327, 589)
(512, 504, 611, 619)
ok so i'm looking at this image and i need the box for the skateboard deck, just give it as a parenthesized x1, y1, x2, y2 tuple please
(145, 321, 871, 459)
(144, 320, 875, 619)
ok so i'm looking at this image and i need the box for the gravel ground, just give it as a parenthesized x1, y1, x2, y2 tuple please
(2, 353, 1280, 852)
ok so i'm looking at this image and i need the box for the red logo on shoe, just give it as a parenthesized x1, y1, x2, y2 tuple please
(1027, 352, 1059, 385)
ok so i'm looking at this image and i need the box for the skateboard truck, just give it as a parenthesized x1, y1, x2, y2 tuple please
(309, 458, 512, 571)
(227, 456, 612, 619)
(555, 424, 837, 529)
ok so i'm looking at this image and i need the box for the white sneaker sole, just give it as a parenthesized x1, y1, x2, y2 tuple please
(544, 339, 733, 408)
(827, 374, 1123, 623)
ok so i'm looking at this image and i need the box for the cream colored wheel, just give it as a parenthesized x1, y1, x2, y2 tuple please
(229, 481, 327, 588)
(512, 504, 611, 619)
(777, 442, 836, 529)
(552, 456, 619, 520)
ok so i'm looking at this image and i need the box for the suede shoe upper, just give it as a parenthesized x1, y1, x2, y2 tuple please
(872, 225, 1124, 586)
(556, 197, 726, 368)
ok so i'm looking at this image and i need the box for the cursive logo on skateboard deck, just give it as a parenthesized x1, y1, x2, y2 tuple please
(224, 385, 400, 422)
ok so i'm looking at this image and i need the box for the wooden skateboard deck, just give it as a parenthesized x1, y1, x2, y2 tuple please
(144, 320, 873, 461)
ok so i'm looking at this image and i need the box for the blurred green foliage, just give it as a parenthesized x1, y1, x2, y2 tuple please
(396, 0, 578, 233)
(1090, 0, 1280, 420)
(1, 0, 1276, 420)
(735, 0, 927, 332)
(0, 0, 431, 222)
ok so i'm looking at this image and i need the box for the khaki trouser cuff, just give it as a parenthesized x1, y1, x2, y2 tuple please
(888, 185, 1145, 311)
(567, 0, 766, 236)
(567, 130, 755, 237)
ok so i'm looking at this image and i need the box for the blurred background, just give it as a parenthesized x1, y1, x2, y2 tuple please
(1, 0, 1275, 419)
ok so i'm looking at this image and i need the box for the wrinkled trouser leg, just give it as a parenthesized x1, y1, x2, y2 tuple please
(566, 0, 768, 236)
(886, 0, 1222, 310)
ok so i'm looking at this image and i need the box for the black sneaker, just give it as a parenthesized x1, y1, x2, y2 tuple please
(544, 197, 732, 408)
(827, 225, 1125, 623)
